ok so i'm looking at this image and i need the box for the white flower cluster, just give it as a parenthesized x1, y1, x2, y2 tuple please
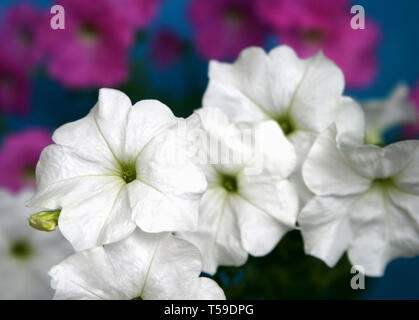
(27, 45, 419, 299)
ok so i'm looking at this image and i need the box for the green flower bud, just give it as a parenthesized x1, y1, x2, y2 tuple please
(28, 210, 61, 232)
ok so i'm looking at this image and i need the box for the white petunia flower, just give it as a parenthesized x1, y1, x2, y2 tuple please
(0, 189, 73, 299)
(178, 108, 298, 275)
(202, 45, 346, 205)
(28, 88, 207, 251)
(363, 84, 417, 145)
(49, 229, 225, 300)
(299, 102, 419, 276)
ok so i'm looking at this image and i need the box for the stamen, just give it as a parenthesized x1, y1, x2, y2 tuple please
(221, 174, 238, 193)
(276, 116, 295, 136)
(120, 163, 137, 184)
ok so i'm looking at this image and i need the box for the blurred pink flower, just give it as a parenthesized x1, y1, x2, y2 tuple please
(43, 0, 159, 88)
(0, 3, 46, 70)
(0, 129, 52, 193)
(0, 49, 30, 115)
(114, 0, 162, 29)
(257, 0, 380, 88)
(256, 0, 349, 30)
(404, 82, 419, 138)
(189, 0, 266, 60)
(151, 30, 183, 67)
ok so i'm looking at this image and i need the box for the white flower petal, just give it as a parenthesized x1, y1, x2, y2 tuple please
(178, 188, 248, 275)
(302, 126, 371, 197)
(335, 97, 366, 145)
(288, 51, 344, 133)
(59, 179, 136, 251)
(51, 107, 119, 173)
(268, 46, 307, 115)
(94, 88, 132, 161)
(287, 130, 318, 204)
(124, 99, 177, 161)
(241, 120, 297, 178)
(190, 277, 227, 299)
(348, 186, 419, 276)
(299, 195, 355, 267)
(141, 233, 225, 300)
(203, 47, 273, 122)
(95, 90, 178, 164)
(131, 130, 207, 233)
(341, 141, 418, 180)
(363, 84, 417, 135)
(238, 176, 298, 228)
(49, 230, 225, 300)
(128, 181, 197, 233)
(230, 194, 292, 257)
(389, 141, 419, 194)
(194, 107, 231, 134)
(28, 145, 118, 209)
(195, 108, 260, 175)
(137, 130, 207, 197)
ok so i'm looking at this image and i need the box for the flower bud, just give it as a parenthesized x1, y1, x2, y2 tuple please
(28, 210, 61, 232)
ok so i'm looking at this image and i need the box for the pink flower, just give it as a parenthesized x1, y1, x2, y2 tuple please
(113, 0, 162, 29)
(0, 49, 30, 115)
(0, 129, 52, 193)
(151, 29, 183, 67)
(189, 0, 267, 60)
(43, 0, 156, 88)
(256, 0, 349, 30)
(257, 0, 380, 88)
(0, 3, 46, 70)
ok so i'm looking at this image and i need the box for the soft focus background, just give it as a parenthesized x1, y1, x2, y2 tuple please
(0, 0, 418, 299)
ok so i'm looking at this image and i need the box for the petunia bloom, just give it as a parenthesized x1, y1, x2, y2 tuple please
(189, 0, 266, 60)
(0, 3, 46, 70)
(0, 189, 73, 299)
(28, 88, 207, 251)
(363, 85, 417, 145)
(113, 0, 162, 29)
(0, 128, 52, 193)
(299, 104, 419, 276)
(256, 0, 380, 88)
(179, 108, 298, 274)
(42, 0, 141, 88)
(256, 0, 350, 31)
(49, 229, 225, 300)
(202, 45, 346, 205)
